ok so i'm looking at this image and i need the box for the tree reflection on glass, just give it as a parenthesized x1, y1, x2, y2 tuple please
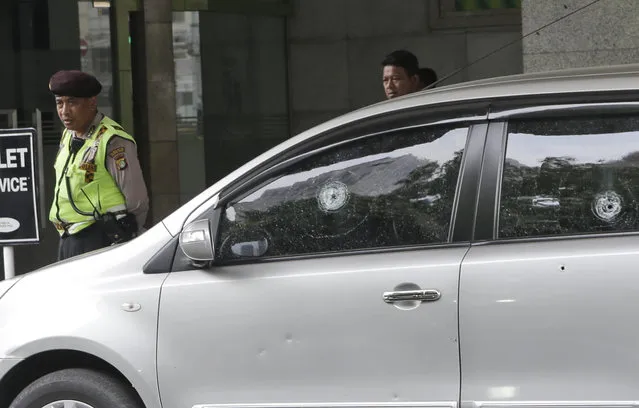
(500, 116, 639, 239)
(217, 126, 468, 260)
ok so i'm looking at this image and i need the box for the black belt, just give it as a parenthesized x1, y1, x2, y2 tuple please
(60, 222, 100, 239)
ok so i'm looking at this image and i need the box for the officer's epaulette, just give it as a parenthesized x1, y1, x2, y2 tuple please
(95, 125, 108, 138)
(102, 122, 126, 138)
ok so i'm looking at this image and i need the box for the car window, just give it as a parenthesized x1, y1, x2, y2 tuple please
(499, 114, 639, 239)
(215, 125, 469, 261)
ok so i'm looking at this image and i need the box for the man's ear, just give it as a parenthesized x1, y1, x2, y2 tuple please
(89, 96, 98, 110)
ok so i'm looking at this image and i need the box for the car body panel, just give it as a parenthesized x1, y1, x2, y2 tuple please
(0, 276, 23, 302)
(157, 247, 467, 408)
(0, 222, 172, 408)
(460, 235, 639, 403)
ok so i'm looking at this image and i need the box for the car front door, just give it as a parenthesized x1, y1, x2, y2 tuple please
(460, 105, 639, 407)
(157, 116, 487, 408)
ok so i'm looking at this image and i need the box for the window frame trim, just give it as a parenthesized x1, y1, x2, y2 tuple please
(474, 120, 506, 242)
(207, 242, 474, 268)
(453, 122, 488, 242)
(488, 101, 639, 121)
(473, 229, 639, 248)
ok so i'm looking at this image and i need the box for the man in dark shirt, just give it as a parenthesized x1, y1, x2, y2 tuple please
(418, 67, 438, 90)
(381, 50, 421, 100)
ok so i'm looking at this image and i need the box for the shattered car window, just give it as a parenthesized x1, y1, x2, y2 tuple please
(499, 115, 639, 239)
(216, 125, 468, 260)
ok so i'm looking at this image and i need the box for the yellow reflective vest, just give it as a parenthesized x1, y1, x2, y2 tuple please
(49, 116, 136, 236)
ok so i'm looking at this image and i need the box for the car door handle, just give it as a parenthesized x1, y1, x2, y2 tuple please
(382, 289, 441, 304)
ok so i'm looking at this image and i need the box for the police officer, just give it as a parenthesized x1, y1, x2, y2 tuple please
(48, 70, 149, 261)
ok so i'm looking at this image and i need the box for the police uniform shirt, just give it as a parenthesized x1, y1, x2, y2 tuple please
(72, 112, 149, 232)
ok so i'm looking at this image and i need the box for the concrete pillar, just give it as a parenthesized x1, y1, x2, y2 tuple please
(0, 1, 17, 110)
(522, 0, 639, 73)
(135, 0, 180, 226)
(110, 0, 136, 133)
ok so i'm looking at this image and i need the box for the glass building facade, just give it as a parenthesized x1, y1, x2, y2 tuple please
(0, 0, 293, 276)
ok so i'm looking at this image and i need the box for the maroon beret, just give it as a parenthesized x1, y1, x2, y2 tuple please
(48, 70, 102, 97)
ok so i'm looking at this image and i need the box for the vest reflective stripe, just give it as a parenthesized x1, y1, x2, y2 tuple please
(49, 116, 136, 236)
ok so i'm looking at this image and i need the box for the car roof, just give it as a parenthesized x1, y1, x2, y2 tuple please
(162, 63, 639, 235)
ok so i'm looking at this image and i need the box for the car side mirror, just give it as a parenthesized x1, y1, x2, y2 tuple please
(179, 219, 214, 266)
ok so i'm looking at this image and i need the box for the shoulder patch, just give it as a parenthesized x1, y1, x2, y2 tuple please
(115, 156, 128, 170)
(109, 146, 125, 159)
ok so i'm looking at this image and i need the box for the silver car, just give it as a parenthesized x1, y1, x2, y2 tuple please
(2, 64, 639, 408)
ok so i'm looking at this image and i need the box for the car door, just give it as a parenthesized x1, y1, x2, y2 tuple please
(157, 115, 487, 408)
(460, 103, 639, 407)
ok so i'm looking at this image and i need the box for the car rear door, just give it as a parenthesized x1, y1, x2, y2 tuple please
(460, 102, 639, 406)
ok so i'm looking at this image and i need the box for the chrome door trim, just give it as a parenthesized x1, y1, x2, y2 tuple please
(195, 403, 458, 408)
(383, 289, 441, 303)
(464, 402, 639, 408)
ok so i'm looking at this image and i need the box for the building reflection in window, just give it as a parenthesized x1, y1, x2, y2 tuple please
(78, 2, 113, 116)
